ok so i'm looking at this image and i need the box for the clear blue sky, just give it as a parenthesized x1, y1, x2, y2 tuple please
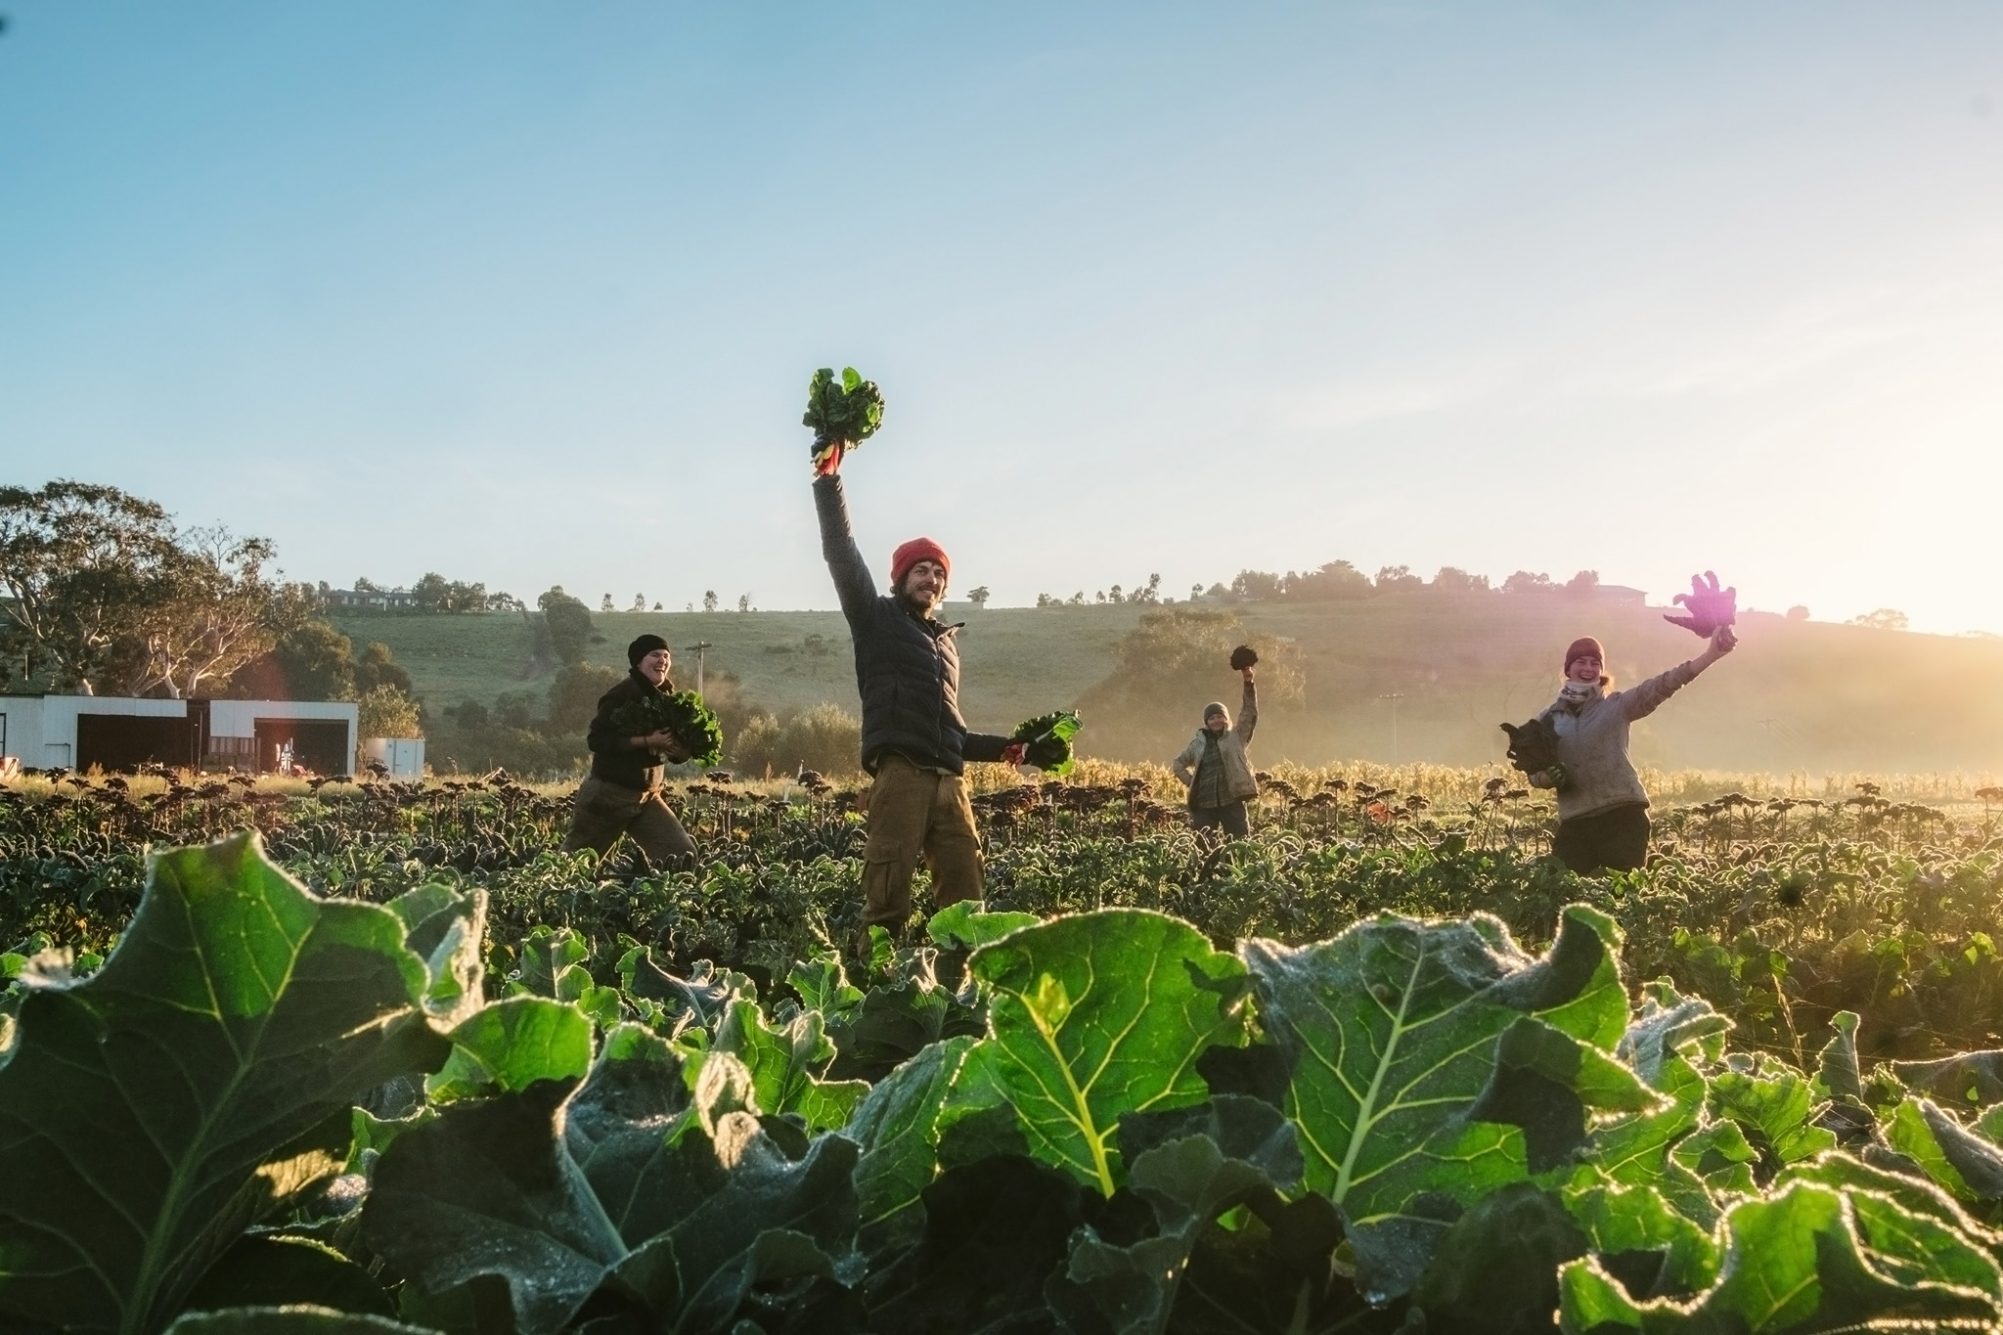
(5, 2, 2000, 633)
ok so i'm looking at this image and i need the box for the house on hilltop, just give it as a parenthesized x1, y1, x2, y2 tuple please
(323, 586, 421, 612)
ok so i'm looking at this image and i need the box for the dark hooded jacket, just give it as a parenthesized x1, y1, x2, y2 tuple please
(585, 669, 675, 789)
(815, 475, 1009, 775)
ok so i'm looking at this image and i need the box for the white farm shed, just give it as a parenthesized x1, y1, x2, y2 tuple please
(0, 695, 360, 777)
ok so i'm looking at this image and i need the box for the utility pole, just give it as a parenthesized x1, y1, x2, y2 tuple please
(1377, 692, 1404, 766)
(685, 641, 713, 693)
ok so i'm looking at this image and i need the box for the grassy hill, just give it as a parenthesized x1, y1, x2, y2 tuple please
(333, 597, 2003, 777)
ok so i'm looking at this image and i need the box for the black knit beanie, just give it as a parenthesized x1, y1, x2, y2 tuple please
(627, 633, 670, 667)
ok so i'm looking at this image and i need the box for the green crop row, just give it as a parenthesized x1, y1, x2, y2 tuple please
(8, 834, 2003, 1333)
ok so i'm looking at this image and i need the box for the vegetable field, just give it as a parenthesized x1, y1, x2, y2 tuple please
(4, 767, 2003, 1333)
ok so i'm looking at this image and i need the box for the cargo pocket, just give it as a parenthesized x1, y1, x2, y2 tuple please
(861, 853, 913, 928)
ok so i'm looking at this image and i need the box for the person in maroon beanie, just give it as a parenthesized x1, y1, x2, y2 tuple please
(1529, 627, 1737, 872)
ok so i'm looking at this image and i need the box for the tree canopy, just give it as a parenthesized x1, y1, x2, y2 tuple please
(0, 481, 307, 697)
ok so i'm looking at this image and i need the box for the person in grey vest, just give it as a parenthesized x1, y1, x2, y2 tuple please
(1529, 627, 1736, 872)
(1171, 662, 1259, 837)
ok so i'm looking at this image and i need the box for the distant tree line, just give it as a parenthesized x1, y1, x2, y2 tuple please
(331, 575, 518, 614)
(1033, 564, 1629, 608)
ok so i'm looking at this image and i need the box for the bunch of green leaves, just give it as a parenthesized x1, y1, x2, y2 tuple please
(802, 367, 885, 446)
(1501, 716, 1562, 776)
(607, 690, 725, 768)
(1009, 710, 1082, 776)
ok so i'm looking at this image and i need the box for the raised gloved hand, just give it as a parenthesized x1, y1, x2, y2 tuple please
(1663, 570, 1737, 637)
(811, 433, 845, 478)
(1000, 741, 1028, 766)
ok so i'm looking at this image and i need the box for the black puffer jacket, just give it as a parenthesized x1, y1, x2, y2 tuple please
(585, 669, 674, 790)
(815, 475, 1008, 775)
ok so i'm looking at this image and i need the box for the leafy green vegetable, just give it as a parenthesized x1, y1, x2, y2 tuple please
(849, 1035, 976, 1251)
(1047, 1095, 1303, 1335)
(1009, 710, 1082, 775)
(1885, 1096, 2003, 1209)
(949, 909, 1250, 1198)
(362, 1077, 621, 1334)
(607, 689, 725, 768)
(366, 1024, 862, 1335)
(1580, 983, 1741, 1227)
(1558, 1179, 2003, 1332)
(179, 1234, 398, 1319)
(697, 997, 870, 1133)
(1243, 904, 1627, 1302)
(425, 994, 595, 1103)
(862, 1154, 1094, 1334)
(803, 366, 886, 447)
(1894, 1048, 2003, 1108)
(0, 833, 452, 1335)
(1410, 1183, 1589, 1335)
(926, 900, 1040, 951)
(1561, 1179, 1722, 1300)
(1708, 1060, 1837, 1178)
(21, 802, 2003, 1334)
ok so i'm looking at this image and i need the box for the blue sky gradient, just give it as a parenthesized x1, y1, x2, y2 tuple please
(4, 3, 1999, 631)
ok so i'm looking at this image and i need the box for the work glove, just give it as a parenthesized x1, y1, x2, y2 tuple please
(1663, 570, 1737, 637)
(811, 433, 846, 477)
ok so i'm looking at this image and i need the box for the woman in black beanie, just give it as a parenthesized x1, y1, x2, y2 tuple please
(559, 633, 697, 867)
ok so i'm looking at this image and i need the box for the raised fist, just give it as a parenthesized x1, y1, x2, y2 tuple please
(811, 433, 846, 477)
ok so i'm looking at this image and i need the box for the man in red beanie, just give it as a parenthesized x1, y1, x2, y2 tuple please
(812, 438, 1028, 948)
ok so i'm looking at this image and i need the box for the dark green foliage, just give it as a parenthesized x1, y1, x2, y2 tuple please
(1502, 715, 1564, 784)
(607, 690, 725, 767)
(7, 818, 2003, 1331)
(1009, 710, 1082, 775)
(0, 834, 462, 1334)
(803, 366, 886, 447)
(536, 588, 595, 665)
(227, 618, 360, 700)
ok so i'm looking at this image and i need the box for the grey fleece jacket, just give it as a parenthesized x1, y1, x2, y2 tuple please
(1171, 679, 1260, 803)
(1530, 661, 1699, 821)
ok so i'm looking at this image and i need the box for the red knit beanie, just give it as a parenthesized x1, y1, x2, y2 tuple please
(1564, 636, 1606, 673)
(891, 537, 950, 587)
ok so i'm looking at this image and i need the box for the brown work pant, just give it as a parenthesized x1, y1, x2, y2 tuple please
(561, 775, 695, 865)
(861, 754, 983, 934)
